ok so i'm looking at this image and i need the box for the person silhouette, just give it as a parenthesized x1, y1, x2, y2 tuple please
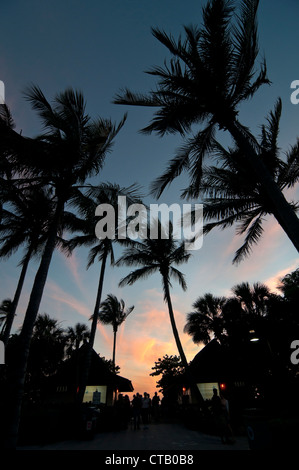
(152, 392, 160, 421)
(211, 388, 234, 444)
(132, 393, 142, 430)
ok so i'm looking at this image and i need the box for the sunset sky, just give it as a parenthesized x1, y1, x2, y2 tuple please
(0, 0, 298, 397)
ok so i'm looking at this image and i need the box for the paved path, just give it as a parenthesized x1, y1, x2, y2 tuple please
(19, 422, 249, 451)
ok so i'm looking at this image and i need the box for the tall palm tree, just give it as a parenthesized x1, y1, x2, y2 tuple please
(66, 182, 142, 402)
(184, 293, 227, 345)
(2, 86, 126, 449)
(187, 99, 299, 263)
(114, 0, 299, 252)
(116, 222, 190, 366)
(116, 221, 205, 405)
(97, 294, 134, 372)
(0, 185, 56, 344)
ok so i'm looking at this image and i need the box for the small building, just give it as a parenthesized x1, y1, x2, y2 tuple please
(45, 344, 133, 406)
(188, 338, 281, 418)
(188, 339, 240, 400)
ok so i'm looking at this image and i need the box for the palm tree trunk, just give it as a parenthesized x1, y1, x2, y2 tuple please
(162, 273, 206, 407)
(5, 200, 63, 449)
(2, 246, 33, 346)
(162, 273, 189, 367)
(112, 328, 117, 373)
(76, 248, 108, 404)
(227, 121, 299, 252)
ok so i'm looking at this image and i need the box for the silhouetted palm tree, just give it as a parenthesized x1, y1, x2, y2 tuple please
(0, 185, 56, 344)
(2, 86, 126, 449)
(67, 182, 142, 350)
(66, 182, 142, 402)
(231, 281, 274, 318)
(98, 294, 134, 372)
(116, 222, 191, 367)
(0, 299, 12, 337)
(65, 323, 90, 356)
(26, 313, 66, 391)
(184, 281, 280, 348)
(186, 99, 299, 263)
(116, 222, 205, 405)
(184, 293, 227, 345)
(114, 0, 299, 252)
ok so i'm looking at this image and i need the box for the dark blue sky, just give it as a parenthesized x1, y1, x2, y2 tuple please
(1, 0, 298, 394)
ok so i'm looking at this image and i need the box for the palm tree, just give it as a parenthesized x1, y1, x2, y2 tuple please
(67, 183, 142, 349)
(116, 221, 205, 405)
(184, 293, 227, 345)
(114, 0, 299, 252)
(66, 182, 142, 402)
(231, 281, 274, 318)
(184, 282, 280, 349)
(27, 313, 66, 383)
(2, 86, 126, 449)
(187, 99, 299, 263)
(0, 185, 56, 344)
(0, 299, 12, 337)
(65, 323, 90, 357)
(97, 294, 134, 372)
(116, 222, 190, 366)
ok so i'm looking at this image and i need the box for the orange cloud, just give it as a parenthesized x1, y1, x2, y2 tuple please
(45, 280, 111, 347)
(264, 260, 299, 294)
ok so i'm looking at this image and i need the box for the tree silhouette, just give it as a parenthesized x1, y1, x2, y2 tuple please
(184, 293, 227, 345)
(185, 99, 298, 263)
(97, 294, 134, 372)
(66, 182, 142, 402)
(1, 86, 126, 449)
(116, 221, 205, 405)
(114, 0, 299, 252)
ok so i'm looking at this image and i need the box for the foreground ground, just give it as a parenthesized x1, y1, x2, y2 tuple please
(18, 421, 249, 451)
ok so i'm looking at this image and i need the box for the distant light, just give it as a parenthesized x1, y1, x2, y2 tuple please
(249, 330, 260, 342)
(220, 383, 226, 390)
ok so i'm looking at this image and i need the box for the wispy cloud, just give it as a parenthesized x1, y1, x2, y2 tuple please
(264, 260, 299, 293)
(45, 280, 111, 346)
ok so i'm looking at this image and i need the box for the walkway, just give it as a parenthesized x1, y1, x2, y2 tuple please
(19, 421, 250, 450)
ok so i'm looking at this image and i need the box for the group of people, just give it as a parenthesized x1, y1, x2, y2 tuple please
(115, 391, 161, 430)
(132, 392, 160, 429)
(132, 391, 161, 429)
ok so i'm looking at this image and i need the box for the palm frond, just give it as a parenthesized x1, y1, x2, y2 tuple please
(169, 266, 187, 291)
(113, 88, 159, 107)
(118, 265, 159, 288)
(231, 0, 270, 103)
(233, 212, 264, 264)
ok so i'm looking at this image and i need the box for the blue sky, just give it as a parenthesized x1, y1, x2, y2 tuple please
(0, 0, 298, 395)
